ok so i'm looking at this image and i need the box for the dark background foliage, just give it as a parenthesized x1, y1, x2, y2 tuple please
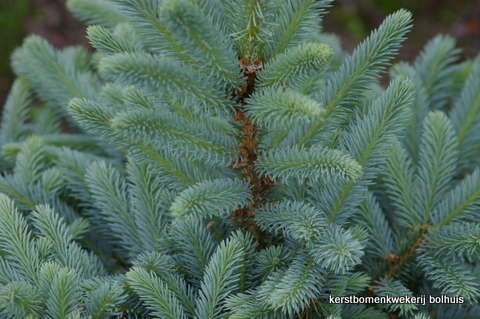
(0, 0, 479, 106)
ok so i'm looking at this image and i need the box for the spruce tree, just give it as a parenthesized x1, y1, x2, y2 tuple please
(0, 0, 479, 318)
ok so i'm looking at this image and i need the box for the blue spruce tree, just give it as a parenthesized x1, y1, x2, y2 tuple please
(0, 0, 479, 318)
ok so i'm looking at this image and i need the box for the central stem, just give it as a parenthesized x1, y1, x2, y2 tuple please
(231, 58, 270, 249)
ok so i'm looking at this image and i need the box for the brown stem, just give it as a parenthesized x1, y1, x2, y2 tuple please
(230, 57, 271, 249)
(382, 224, 434, 279)
(384, 234, 425, 278)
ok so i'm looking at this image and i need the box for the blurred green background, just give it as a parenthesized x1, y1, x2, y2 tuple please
(1, 0, 479, 106)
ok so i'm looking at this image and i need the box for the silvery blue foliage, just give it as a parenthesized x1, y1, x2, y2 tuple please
(0, 0, 479, 318)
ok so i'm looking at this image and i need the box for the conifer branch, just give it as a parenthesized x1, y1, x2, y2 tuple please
(99, 52, 235, 114)
(87, 25, 143, 55)
(245, 87, 327, 130)
(383, 231, 426, 279)
(265, 0, 332, 58)
(222, 0, 275, 63)
(299, 9, 412, 146)
(0, 78, 32, 142)
(116, 0, 188, 58)
(374, 278, 418, 316)
(67, 0, 125, 29)
(257, 42, 333, 89)
(161, 0, 242, 87)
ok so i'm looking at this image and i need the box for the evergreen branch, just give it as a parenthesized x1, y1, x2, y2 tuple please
(245, 87, 326, 130)
(258, 252, 324, 316)
(0, 194, 40, 284)
(83, 281, 127, 319)
(265, 0, 332, 58)
(62, 46, 94, 72)
(96, 82, 126, 111)
(131, 251, 178, 277)
(257, 42, 333, 88)
(413, 35, 461, 110)
(193, 0, 228, 33)
(120, 85, 238, 137)
(305, 178, 367, 225)
(38, 169, 64, 200)
(87, 25, 143, 55)
(126, 267, 189, 319)
(160, 0, 242, 87)
(40, 262, 80, 319)
(13, 136, 48, 184)
(110, 109, 238, 164)
(325, 76, 413, 223)
(85, 161, 142, 258)
(34, 134, 105, 152)
(220, 0, 276, 63)
(12, 36, 99, 112)
(339, 75, 413, 178)
(53, 148, 108, 206)
(324, 272, 370, 297)
(225, 289, 277, 318)
(318, 77, 413, 222)
(357, 192, 394, 259)
(393, 36, 460, 165)
(170, 178, 251, 218)
(119, 85, 159, 110)
(374, 278, 417, 316)
(255, 200, 328, 243)
(424, 223, 480, 262)
(99, 52, 236, 114)
(0, 258, 23, 285)
(431, 169, 480, 227)
(30, 204, 106, 279)
(390, 62, 429, 165)
(417, 252, 480, 300)
(0, 174, 43, 211)
(455, 58, 477, 91)
(254, 246, 294, 280)
(450, 58, 480, 169)
(382, 140, 418, 228)
(0, 78, 32, 142)
(230, 232, 258, 294)
(415, 111, 458, 223)
(68, 98, 123, 147)
(384, 232, 425, 279)
(132, 251, 196, 317)
(1, 0, 478, 316)
(67, 0, 126, 30)
(165, 216, 218, 283)
(299, 9, 412, 145)
(116, 0, 188, 58)
(127, 160, 171, 252)
(65, 217, 90, 241)
(113, 22, 145, 50)
(195, 232, 245, 319)
(310, 225, 364, 274)
(256, 145, 362, 181)
(30, 104, 63, 136)
(126, 142, 206, 189)
(0, 281, 43, 317)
